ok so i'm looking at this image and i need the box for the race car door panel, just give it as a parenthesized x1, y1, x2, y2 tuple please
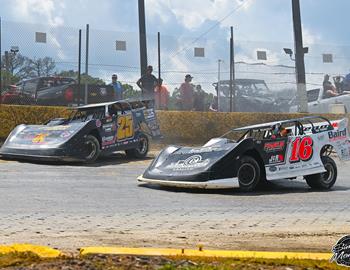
(101, 115, 118, 149)
(265, 134, 325, 181)
(116, 113, 134, 142)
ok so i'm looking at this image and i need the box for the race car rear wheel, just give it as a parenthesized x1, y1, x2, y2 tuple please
(83, 135, 101, 163)
(305, 156, 337, 190)
(125, 134, 149, 159)
(237, 156, 261, 192)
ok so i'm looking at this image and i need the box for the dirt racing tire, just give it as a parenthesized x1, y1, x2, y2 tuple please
(305, 156, 337, 190)
(83, 135, 101, 163)
(237, 156, 261, 192)
(125, 134, 149, 159)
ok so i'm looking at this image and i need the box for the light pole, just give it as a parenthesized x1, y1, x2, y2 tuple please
(217, 59, 222, 112)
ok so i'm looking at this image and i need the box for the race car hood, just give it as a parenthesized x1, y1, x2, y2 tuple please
(143, 138, 247, 182)
(0, 122, 86, 151)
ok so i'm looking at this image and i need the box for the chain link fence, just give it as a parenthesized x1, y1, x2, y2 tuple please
(1, 19, 349, 113)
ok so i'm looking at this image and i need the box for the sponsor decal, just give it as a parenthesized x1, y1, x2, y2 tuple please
(277, 166, 289, 171)
(331, 235, 350, 267)
(144, 109, 155, 120)
(189, 147, 221, 154)
(340, 147, 350, 160)
(99, 87, 107, 96)
(41, 125, 71, 131)
(60, 131, 73, 138)
(268, 154, 284, 164)
(269, 166, 277, 172)
(166, 155, 210, 171)
(328, 128, 347, 141)
(32, 133, 48, 143)
(264, 141, 285, 152)
(289, 137, 313, 163)
(102, 135, 116, 146)
(318, 135, 325, 141)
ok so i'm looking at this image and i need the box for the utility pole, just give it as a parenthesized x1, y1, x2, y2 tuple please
(138, 0, 148, 76)
(292, 0, 308, 112)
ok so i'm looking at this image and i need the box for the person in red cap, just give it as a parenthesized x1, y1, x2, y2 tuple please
(154, 78, 169, 110)
(179, 74, 194, 111)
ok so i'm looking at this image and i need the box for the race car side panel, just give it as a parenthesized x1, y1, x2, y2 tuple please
(264, 133, 325, 180)
(142, 138, 257, 182)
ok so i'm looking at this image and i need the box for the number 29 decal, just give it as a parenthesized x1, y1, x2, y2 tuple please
(289, 136, 314, 163)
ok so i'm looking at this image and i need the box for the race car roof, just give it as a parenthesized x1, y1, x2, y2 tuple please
(74, 98, 152, 110)
(75, 101, 117, 109)
(233, 116, 330, 131)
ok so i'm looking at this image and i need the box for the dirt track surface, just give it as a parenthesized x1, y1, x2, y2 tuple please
(0, 148, 350, 253)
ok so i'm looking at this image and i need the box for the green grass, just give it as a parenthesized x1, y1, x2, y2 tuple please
(0, 252, 345, 269)
(0, 251, 43, 268)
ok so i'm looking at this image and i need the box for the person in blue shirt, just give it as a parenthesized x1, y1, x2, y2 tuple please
(111, 74, 123, 100)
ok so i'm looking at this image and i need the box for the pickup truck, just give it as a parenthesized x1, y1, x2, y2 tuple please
(1, 76, 115, 106)
(289, 88, 350, 113)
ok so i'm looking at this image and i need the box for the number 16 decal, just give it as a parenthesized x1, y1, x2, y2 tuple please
(289, 136, 314, 163)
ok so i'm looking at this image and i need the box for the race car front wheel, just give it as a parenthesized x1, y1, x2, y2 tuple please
(125, 134, 149, 159)
(237, 156, 261, 192)
(305, 156, 337, 190)
(83, 135, 101, 163)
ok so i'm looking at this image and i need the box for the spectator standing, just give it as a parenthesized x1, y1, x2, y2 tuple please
(179, 74, 194, 111)
(323, 74, 338, 98)
(193, 85, 205, 111)
(154, 78, 169, 110)
(136, 65, 158, 100)
(110, 74, 123, 100)
(209, 96, 218, 112)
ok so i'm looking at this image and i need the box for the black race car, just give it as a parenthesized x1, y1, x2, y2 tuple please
(138, 116, 350, 191)
(0, 100, 161, 163)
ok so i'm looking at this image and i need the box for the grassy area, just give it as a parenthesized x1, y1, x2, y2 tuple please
(0, 252, 42, 268)
(0, 252, 344, 270)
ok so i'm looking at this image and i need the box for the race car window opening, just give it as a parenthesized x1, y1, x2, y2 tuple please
(70, 109, 105, 122)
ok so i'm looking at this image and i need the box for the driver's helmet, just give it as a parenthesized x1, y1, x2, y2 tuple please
(272, 124, 281, 135)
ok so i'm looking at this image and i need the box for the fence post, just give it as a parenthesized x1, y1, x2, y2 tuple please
(229, 26, 235, 112)
(77, 29, 82, 106)
(84, 24, 89, 105)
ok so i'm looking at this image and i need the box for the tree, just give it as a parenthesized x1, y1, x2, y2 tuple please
(122, 84, 141, 99)
(26, 57, 56, 77)
(1, 53, 29, 79)
(1, 70, 20, 90)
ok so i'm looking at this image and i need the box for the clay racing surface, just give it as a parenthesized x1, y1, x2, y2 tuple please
(0, 147, 349, 253)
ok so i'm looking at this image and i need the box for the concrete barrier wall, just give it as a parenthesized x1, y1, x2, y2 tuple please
(0, 105, 347, 143)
